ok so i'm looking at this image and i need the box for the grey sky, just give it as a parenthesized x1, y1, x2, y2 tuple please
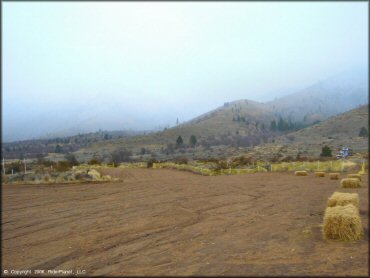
(3, 2, 368, 141)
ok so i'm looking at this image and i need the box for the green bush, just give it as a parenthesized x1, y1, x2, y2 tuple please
(359, 127, 369, 137)
(320, 145, 332, 157)
(147, 158, 158, 168)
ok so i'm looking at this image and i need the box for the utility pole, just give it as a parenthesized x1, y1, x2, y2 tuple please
(2, 158, 5, 175)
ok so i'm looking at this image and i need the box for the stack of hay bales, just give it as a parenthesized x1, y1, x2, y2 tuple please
(329, 173, 340, 180)
(314, 171, 325, 177)
(295, 170, 308, 176)
(323, 192, 363, 240)
(340, 178, 361, 188)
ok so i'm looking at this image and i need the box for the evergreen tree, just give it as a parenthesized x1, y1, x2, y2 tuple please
(320, 145, 332, 157)
(359, 127, 369, 137)
(55, 144, 63, 153)
(270, 120, 277, 131)
(176, 136, 183, 147)
(189, 135, 197, 147)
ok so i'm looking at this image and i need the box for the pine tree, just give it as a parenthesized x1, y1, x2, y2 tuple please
(189, 135, 197, 147)
(320, 145, 332, 157)
(176, 136, 183, 147)
(359, 127, 369, 137)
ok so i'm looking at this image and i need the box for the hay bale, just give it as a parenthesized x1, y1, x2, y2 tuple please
(314, 171, 325, 177)
(327, 192, 359, 209)
(322, 204, 363, 240)
(295, 170, 308, 176)
(340, 178, 361, 188)
(329, 173, 340, 180)
(347, 174, 362, 181)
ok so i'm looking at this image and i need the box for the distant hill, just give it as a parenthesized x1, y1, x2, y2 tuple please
(244, 105, 369, 161)
(264, 67, 368, 123)
(3, 68, 367, 142)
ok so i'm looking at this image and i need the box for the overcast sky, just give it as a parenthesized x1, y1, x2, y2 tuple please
(3, 2, 368, 141)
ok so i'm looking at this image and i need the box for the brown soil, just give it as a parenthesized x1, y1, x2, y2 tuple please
(2, 169, 368, 276)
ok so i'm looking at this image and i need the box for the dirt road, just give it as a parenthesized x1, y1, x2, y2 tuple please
(2, 169, 368, 276)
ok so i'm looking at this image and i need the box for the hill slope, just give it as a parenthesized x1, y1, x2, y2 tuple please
(246, 105, 369, 160)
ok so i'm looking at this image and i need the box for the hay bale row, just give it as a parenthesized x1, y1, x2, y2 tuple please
(340, 178, 361, 188)
(314, 171, 325, 177)
(347, 174, 362, 181)
(294, 170, 308, 176)
(327, 192, 359, 209)
(322, 204, 363, 241)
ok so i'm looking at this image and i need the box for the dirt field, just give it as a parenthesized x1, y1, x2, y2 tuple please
(2, 169, 368, 276)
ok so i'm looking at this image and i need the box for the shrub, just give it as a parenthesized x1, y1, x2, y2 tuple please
(5, 161, 23, 174)
(147, 158, 158, 168)
(230, 156, 252, 168)
(320, 145, 332, 157)
(173, 156, 188, 165)
(56, 161, 72, 172)
(64, 153, 79, 166)
(88, 158, 101, 165)
(214, 160, 229, 171)
(110, 149, 132, 164)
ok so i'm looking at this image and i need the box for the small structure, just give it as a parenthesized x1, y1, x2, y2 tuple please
(336, 147, 352, 159)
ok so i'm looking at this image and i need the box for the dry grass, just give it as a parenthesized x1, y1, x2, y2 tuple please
(314, 171, 326, 177)
(295, 170, 308, 176)
(329, 173, 340, 180)
(327, 192, 359, 209)
(347, 174, 362, 181)
(340, 178, 361, 188)
(323, 204, 363, 241)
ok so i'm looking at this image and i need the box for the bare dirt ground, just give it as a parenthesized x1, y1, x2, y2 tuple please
(2, 169, 368, 276)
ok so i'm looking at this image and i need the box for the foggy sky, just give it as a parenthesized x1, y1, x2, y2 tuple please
(3, 2, 368, 141)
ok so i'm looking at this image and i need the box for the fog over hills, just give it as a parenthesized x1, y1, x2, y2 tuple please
(2, 67, 368, 143)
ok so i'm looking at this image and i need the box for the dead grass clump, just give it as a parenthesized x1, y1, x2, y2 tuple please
(322, 204, 363, 241)
(327, 192, 359, 209)
(340, 178, 361, 188)
(347, 174, 362, 181)
(295, 170, 308, 176)
(87, 169, 101, 180)
(314, 171, 325, 177)
(329, 173, 340, 180)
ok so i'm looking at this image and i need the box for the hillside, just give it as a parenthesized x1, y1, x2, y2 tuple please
(264, 68, 368, 123)
(243, 105, 369, 161)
